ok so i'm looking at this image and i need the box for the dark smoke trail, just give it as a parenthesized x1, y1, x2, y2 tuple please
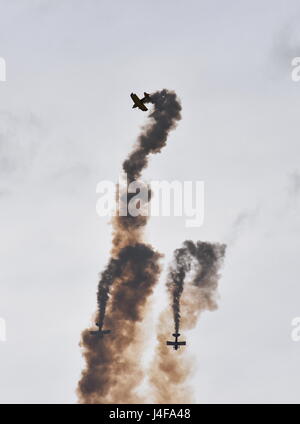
(149, 241, 226, 403)
(166, 245, 192, 335)
(123, 89, 181, 182)
(96, 256, 126, 332)
(79, 244, 162, 403)
(77, 90, 182, 403)
(168, 241, 226, 335)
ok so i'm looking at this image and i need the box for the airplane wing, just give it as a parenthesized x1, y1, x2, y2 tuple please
(131, 93, 138, 104)
(138, 103, 148, 112)
(166, 341, 176, 345)
(90, 329, 111, 335)
(177, 341, 186, 346)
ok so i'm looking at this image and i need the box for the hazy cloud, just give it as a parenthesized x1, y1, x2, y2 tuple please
(288, 171, 300, 198)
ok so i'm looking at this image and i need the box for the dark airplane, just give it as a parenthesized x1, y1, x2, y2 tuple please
(130, 92, 150, 111)
(90, 322, 111, 336)
(166, 333, 186, 351)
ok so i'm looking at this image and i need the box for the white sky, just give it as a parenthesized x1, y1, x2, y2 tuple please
(0, 0, 300, 403)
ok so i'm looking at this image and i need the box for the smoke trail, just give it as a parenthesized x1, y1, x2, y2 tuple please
(77, 90, 182, 403)
(149, 241, 226, 403)
(78, 244, 162, 403)
(166, 244, 192, 335)
(171, 241, 226, 331)
(96, 258, 122, 332)
(123, 89, 181, 182)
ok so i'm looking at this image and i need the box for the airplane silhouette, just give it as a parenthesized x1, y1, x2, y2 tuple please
(166, 333, 186, 350)
(89, 322, 111, 337)
(130, 92, 150, 111)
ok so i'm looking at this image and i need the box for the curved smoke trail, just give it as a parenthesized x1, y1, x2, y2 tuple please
(149, 241, 226, 403)
(77, 90, 182, 403)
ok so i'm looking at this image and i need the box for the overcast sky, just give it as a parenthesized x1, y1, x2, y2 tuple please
(0, 0, 300, 403)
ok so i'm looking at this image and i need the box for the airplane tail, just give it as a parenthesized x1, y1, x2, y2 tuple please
(173, 333, 180, 337)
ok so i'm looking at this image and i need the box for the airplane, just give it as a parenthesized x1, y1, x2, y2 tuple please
(130, 92, 150, 111)
(166, 333, 186, 351)
(89, 322, 111, 336)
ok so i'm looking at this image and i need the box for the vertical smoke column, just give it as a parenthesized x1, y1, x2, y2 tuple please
(77, 90, 182, 403)
(96, 258, 122, 332)
(149, 241, 226, 403)
(166, 245, 192, 335)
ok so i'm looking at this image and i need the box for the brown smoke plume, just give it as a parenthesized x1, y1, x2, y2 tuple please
(77, 90, 182, 403)
(149, 241, 226, 403)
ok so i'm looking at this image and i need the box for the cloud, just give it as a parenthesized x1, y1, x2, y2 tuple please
(288, 171, 300, 198)
(226, 208, 258, 246)
(0, 110, 43, 183)
(271, 21, 300, 73)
